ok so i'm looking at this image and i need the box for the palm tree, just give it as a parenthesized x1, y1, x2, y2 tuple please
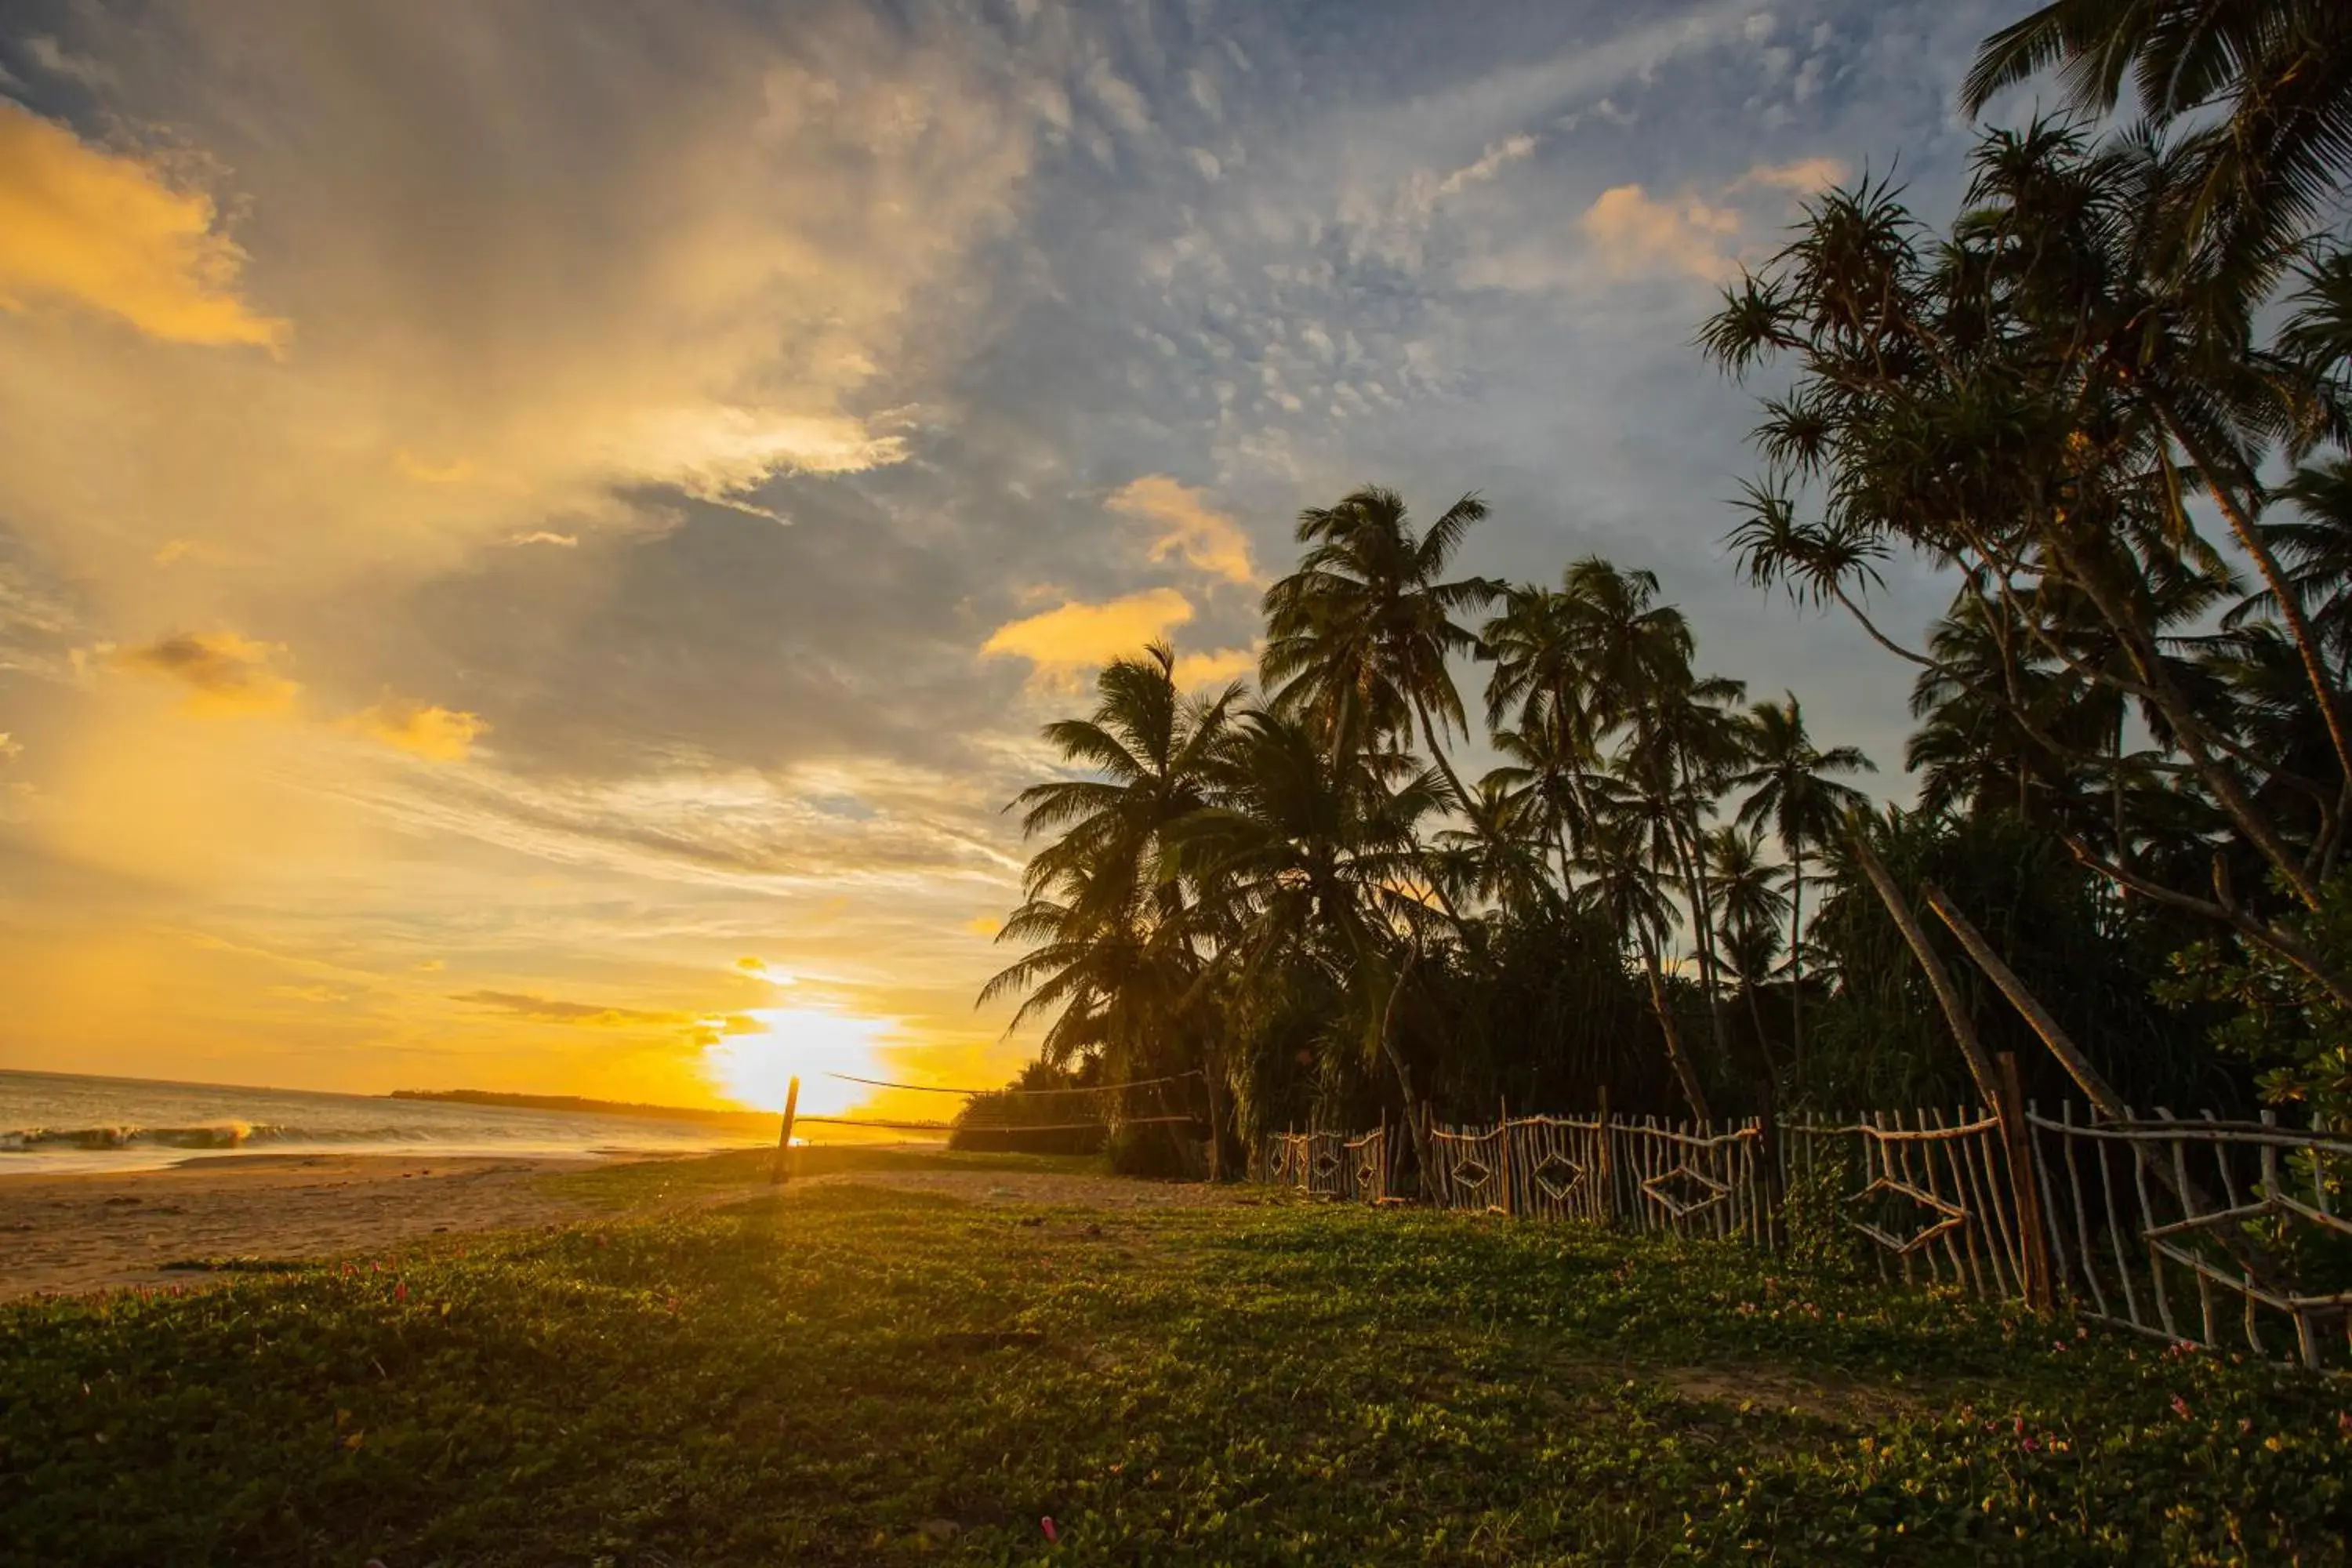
(1619, 662, 1751, 1082)
(2225, 457, 2352, 681)
(1733, 695, 1875, 1070)
(1702, 132, 2352, 1009)
(1961, 0, 2352, 299)
(1167, 707, 1450, 1174)
(1575, 809, 1712, 1120)
(1259, 486, 1502, 821)
(1704, 822, 1793, 1150)
(981, 644, 1243, 1160)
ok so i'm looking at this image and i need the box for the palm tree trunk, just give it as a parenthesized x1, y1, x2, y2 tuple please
(1673, 833, 1740, 1077)
(1639, 932, 1712, 1122)
(1411, 693, 1488, 845)
(2164, 408, 2352, 794)
(1378, 940, 1436, 1186)
(1788, 851, 1805, 1075)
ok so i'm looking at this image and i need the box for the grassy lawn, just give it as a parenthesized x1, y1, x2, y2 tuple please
(5, 1152, 2349, 1566)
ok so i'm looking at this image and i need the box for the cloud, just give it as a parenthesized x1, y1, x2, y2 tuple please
(0, 100, 286, 348)
(111, 631, 300, 715)
(0, 4, 1040, 608)
(448, 989, 687, 1027)
(506, 531, 579, 548)
(24, 34, 118, 88)
(1734, 156, 1846, 193)
(1438, 135, 1539, 197)
(979, 587, 1196, 681)
(1578, 184, 1744, 281)
(343, 698, 489, 761)
(1171, 646, 1258, 689)
(1108, 475, 1260, 586)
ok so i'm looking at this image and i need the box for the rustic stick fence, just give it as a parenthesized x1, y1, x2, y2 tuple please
(1255, 1098, 2352, 1371)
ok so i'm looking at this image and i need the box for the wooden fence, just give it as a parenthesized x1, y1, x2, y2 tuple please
(1255, 1102, 2352, 1371)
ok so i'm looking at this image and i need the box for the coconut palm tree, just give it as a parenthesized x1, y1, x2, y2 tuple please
(1167, 707, 1450, 1173)
(1574, 807, 1712, 1120)
(1733, 695, 1875, 1070)
(981, 643, 1243, 1158)
(1259, 485, 1502, 819)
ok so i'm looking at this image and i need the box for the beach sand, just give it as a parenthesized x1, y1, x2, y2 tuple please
(0, 1152, 1259, 1299)
(0, 1153, 641, 1301)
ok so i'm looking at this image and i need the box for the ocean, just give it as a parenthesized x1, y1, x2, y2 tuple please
(0, 1069, 770, 1174)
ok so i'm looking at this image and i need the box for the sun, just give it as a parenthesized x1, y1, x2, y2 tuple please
(699, 1007, 896, 1117)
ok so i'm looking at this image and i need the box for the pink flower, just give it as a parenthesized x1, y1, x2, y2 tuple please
(1040, 1516, 1059, 1544)
(394, 1284, 409, 1302)
(2171, 1395, 2192, 1421)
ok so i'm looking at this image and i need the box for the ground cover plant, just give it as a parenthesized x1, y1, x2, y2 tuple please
(5, 1152, 2349, 1566)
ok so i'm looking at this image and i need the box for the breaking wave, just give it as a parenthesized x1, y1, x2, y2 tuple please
(0, 1122, 439, 1153)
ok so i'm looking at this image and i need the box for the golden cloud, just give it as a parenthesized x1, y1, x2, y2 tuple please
(980, 587, 1196, 677)
(111, 631, 299, 716)
(1109, 474, 1261, 586)
(1577, 185, 1743, 281)
(1173, 646, 1258, 688)
(449, 989, 689, 1028)
(1735, 157, 1848, 194)
(0, 100, 287, 348)
(344, 699, 489, 762)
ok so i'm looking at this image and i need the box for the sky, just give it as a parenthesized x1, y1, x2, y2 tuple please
(0, 0, 2038, 1116)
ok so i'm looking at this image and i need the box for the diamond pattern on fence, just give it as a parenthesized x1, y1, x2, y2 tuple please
(1529, 1153, 1585, 1203)
(1641, 1163, 1730, 1218)
(1846, 1176, 1966, 1255)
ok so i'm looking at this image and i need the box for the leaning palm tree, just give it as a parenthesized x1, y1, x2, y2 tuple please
(1732, 695, 1875, 1070)
(1260, 486, 1501, 818)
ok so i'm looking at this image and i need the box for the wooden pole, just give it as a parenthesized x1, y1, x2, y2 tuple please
(1844, 822, 2002, 1106)
(1918, 884, 2124, 1120)
(1922, 884, 2295, 1299)
(1995, 1052, 2053, 1311)
(1498, 1096, 1512, 1217)
(769, 1075, 800, 1187)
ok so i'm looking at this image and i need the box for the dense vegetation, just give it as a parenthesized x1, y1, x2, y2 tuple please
(7, 1152, 2348, 1565)
(982, 3, 2352, 1171)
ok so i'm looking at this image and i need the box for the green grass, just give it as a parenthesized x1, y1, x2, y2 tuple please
(5, 1155, 2349, 1566)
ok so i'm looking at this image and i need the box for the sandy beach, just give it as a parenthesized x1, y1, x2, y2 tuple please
(0, 1151, 1261, 1299)
(0, 1152, 638, 1300)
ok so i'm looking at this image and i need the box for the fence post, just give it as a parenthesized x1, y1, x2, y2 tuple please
(770, 1075, 800, 1187)
(1994, 1053, 2052, 1311)
(1498, 1097, 1512, 1216)
(1595, 1085, 1613, 1227)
